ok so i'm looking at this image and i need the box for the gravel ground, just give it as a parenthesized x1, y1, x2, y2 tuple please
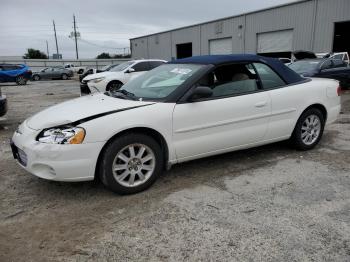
(0, 80, 349, 262)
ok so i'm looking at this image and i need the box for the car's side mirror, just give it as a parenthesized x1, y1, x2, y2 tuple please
(125, 68, 135, 73)
(188, 86, 213, 101)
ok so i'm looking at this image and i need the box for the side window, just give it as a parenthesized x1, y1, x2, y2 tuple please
(333, 59, 346, 68)
(132, 62, 150, 72)
(149, 61, 165, 70)
(332, 54, 343, 60)
(199, 63, 259, 98)
(253, 63, 285, 89)
(320, 60, 333, 70)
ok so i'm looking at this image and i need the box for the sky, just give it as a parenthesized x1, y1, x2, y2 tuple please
(0, 0, 298, 59)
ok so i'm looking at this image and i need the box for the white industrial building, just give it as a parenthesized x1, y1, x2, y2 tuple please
(130, 0, 350, 60)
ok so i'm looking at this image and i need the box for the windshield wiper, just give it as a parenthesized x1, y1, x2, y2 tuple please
(113, 89, 137, 100)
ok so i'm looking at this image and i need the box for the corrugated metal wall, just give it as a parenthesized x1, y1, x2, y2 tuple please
(313, 0, 350, 52)
(130, 0, 350, 60)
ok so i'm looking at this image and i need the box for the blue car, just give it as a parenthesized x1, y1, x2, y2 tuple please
(0, 64, 32, 85)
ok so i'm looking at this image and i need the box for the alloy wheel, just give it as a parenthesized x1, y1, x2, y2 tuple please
(112, 143, 156, 187)
(301, 114, 321, 145)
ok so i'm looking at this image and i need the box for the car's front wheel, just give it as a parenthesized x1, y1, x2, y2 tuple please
(32, 75, 40, 81)
(16, 75, 27, 85)
(99, 133, 164, 194)
(290, 108, 325, 150)
(61, 73, 68, 80)
(107, 81, 123, 93)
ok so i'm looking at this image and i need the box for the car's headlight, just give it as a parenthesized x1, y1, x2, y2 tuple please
(37, 127, 85, 144)
(91, 77, 105, 83)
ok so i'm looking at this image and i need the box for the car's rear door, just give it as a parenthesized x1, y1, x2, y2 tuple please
(172, 62, 271, 162)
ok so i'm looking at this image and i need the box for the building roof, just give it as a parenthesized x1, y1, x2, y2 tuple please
(169, 54, 304, 85)
(130, 0, 310, 40)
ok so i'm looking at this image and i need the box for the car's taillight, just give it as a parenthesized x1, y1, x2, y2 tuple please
(26, 70, 32, 74)
(337, 85, 342, 96)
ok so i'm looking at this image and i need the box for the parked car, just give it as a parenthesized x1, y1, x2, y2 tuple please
(10, 54, 341, 195)
(0, 87, 7, 117)
(288, 58, 350, 88)
(80, 59, 166, 95)
(32, 67, 74, 81)
(0, 64, 32, 85)
(78, 64, 120, 82)
(316, 52, 349, 65)
(64, 64, 86, 74)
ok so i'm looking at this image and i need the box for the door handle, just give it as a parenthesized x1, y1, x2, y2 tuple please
(255, 101, 267, 108)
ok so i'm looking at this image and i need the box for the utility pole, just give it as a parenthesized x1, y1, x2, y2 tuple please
(73, 14, 79, 59)
(46, 40, 49, 59)
(52, 20, 59, 58)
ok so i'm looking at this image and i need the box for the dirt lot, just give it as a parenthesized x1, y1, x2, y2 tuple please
(0, 80, 349, 262)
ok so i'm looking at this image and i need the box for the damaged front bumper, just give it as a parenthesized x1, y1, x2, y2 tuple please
(11, 121, 104, 182)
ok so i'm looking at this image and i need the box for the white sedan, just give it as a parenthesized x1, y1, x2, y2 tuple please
(11, 55, 341, 194)
(81, 59, 166, 94)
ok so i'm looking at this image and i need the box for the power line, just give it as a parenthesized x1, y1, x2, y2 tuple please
(78, 38, 130, 52)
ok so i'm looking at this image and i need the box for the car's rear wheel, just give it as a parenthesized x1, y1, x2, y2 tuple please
(16, 75, 27, 85)
(290, 108, 325, 150)
(61, 73, 68, 80)
(107, 81, 123, 93)
(99, 133, 164, 195)
(32, 75, 40, 81)
(78, 69, 84, 74)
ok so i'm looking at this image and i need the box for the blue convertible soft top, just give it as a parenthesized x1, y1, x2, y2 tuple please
(170, 54, 304, 85)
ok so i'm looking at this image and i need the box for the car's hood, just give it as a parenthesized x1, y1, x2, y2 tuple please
(83, 71, 124, 81)
(26, 93, 154, 130)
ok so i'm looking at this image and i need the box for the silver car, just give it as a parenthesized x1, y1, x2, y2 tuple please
(32, 67, 74, 81)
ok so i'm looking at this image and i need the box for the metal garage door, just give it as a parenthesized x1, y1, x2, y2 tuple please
(257, 30, 293, 53)
(209, 38, 232, 55)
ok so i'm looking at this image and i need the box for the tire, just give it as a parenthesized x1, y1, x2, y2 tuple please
(99, 133, 164, 195)
(61, 73, 68, 80)
(78, 69, 84, 74)
(32, 75, 40, 81)
(15, 75, 27, 85)
(290, 108, 325, 150)
(106, 81, 123, 93)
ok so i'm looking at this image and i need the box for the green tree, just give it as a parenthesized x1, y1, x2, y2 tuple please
(23, 48, 48, 59)
(96, 52, 111, 59)
(112, 54, 131, 58)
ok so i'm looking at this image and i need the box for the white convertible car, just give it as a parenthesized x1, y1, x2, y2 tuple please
(11, 55, 341, 194)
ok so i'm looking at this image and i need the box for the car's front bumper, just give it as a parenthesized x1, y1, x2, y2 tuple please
(0, 95, 8, 117)
(80, 81, 91, 95)
(11, 121, 104, 182)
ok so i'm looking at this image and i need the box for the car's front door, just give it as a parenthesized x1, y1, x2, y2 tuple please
(172, 62, 271, 162)
(40, 68, 51, 79)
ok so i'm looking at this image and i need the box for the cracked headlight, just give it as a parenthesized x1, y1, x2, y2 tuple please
(37, 127, 85, 144)
(91, 77, 105, 83)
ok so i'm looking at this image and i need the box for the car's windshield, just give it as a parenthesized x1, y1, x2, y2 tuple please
(288, 60, 320, 74)
(101, 64, 112, 71)
(116, 64, 204, 100)
(109, 61, 134, 72)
